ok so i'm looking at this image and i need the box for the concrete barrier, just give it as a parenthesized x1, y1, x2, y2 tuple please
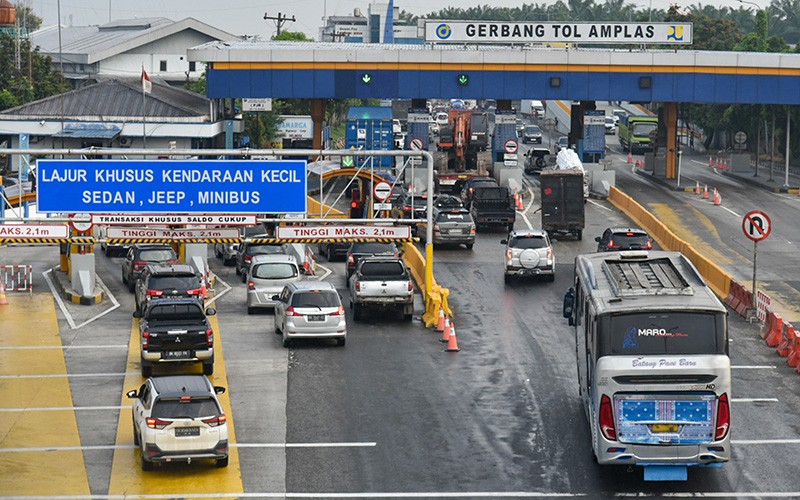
(401, 242, 452, 328)
(608, 186, 731, 300)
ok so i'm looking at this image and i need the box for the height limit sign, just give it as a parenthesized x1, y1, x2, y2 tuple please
(743, 210, 771, 319)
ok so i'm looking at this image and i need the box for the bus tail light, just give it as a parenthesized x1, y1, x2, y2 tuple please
(599, 394, 617, 441)
(715, 393, 730, 440)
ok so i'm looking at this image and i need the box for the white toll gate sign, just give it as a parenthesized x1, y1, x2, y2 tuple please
(742, 210, 771, 242)
(373, 181, 392, 201)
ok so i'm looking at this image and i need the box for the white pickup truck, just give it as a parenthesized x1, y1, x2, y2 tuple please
(348, 256, 414, 322)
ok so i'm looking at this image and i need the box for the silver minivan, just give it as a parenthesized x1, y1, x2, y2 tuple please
(273, 281, 346, 347)
(246, 254, 301, 314)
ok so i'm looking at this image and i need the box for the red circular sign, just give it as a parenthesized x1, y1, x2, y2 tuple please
(69, 213, 93, 232)
(409, 137, 424, 151)
(373, 181, 392, 201)
(504, 139, 518, 154)
(742, 210, 771, 242)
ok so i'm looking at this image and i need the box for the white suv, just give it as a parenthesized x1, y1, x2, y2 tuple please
(127, 375, 229, 470)
(501, 229, 556, 283)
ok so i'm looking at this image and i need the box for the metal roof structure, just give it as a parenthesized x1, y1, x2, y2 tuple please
(188, 41, 800, 104)
(0, 78, 212, 121)
(31, 17, 237, 65)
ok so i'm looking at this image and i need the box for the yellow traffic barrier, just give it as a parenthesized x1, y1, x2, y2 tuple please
(401, 242, 452, 328)
(607, 186, 731, 299)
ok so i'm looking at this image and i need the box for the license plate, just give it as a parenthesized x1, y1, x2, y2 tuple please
(174, 427, 200, 437)
(652, 424, 679, 433)
(307, 315, 326, 322)
(449, 229, 463, 234)
(162, 350, 192, 360)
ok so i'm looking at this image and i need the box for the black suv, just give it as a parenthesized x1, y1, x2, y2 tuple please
(595, 227, 653, 252)
(133, 298, 216, 377)
(524, 147, 550, 174)
(346, 242, 399, 282)
(460, 176, 498, 207)
(134, 264, 203, 311)
(235, 236, 288, 282)
(122, 244, 179, 292)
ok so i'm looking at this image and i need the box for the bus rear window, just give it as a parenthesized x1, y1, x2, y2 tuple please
(603, 312, 726, 356)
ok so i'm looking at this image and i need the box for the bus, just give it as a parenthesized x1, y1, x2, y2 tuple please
(618, 115, 658, 154)
(562, 250, 730, 481)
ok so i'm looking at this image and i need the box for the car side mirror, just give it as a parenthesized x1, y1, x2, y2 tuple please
(205, 308, 217, 316)
(271, 295, 280, 301)
(563, 287, 575, 323)
(500, 239, 508, 245)
(594, 236, 601, 242)
(214, 386, 226, 394)
(132, 310, 142, 318)
(126, 390, 139, 399)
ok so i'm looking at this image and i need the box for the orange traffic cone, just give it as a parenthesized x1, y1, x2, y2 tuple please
(713, 188, 721, 205)
(694, 181, 701, 195)
(515, 193, 524, 210)
(439, 316, 451, 343)
(0, 282, 7, 305)
(445, 325, 461, 352)
(627, 151, 633, 164)
(702, 185, 709, 199)
(436, 306, 446, 332)
(708, 156, 713, 167)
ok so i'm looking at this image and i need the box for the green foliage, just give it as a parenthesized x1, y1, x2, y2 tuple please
(14, 3, 42, 32)
(272, 31, 313, 41)
(0, 34, 69, 112)
(185, 71, 206, 94)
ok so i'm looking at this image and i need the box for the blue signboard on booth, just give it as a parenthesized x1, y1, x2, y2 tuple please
(36, 159, 307, 213)
(583, 110, 606, 155)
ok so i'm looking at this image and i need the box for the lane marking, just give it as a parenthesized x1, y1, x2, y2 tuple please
(0, 345, 128, 350)
(204, 273, 232, 307)
(43, 268, 77, 330)
(0, 442, 377, 452)
(0, 372, 134, 379)
(314, 263, 333, 281)
(731, 365, 777, 369)
(618, 494, 800, 499)
(0, 406, 127, 412)
(732, 398, 779, 403)
(587, 199, 612, 211)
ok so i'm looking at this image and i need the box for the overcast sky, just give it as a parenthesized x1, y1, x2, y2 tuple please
(29, 0, 763, 39)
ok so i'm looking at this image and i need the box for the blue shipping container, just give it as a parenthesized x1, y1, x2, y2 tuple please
(345, 106, 395, 168)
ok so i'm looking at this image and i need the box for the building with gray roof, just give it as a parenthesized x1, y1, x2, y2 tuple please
(31, 17, 239, 87)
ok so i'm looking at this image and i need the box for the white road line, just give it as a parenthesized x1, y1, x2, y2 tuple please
(0, 372, 134, 379)
(72, 276, 121, 329)
(587, 198, 612, 211)
(0, 493, 589, 499)
(719, 204, 741, 218)
(618, 494, 800, 499)
(691, 159, 709, 166)
(314, 263, 333, 281)
(43, 268, 77, 330)
(0, 345, 127, 350)
(732, 439, 800, 445)
(732, 398, 779, 403)
(731, 365, 777, 369)
(0, 406, 127, 412)
(204, 273, 232, 307)
(0, 442, 376, 453)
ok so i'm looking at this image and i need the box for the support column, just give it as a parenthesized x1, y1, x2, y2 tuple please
(311, 99, 327, 151)
(664, 102, 678, 179)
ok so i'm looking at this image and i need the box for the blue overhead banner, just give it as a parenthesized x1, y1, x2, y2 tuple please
(36, 159, 308, 214)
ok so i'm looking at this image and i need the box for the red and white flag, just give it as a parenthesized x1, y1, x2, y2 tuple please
(141, 67, 152, 94)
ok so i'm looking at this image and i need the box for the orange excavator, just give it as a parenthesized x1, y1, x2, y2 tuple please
(437, 109, 472, 172)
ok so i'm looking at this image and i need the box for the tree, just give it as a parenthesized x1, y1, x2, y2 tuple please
(0, 34, 69, 112)
(14, 3, 42, 32)
(272, 31, 313, 42)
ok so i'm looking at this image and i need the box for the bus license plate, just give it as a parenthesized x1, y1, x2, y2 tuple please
(652, 424, 679, 433)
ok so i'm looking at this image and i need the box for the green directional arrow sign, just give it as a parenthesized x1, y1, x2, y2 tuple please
(361, 73, 372, 84)
(457, 74, 469, 86)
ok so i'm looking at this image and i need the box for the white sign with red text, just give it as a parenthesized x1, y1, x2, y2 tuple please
(0, 224, 69, 239)
(277, 225, 411, 240)
(106, 227, 240, 239)
(92, 214, 257, 226)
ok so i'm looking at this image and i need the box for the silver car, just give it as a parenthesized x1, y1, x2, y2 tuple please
(426, 208, 476, 249)
(273, 281, 346, 347)
(502, 229, 555, 283)
(246, 254, 301, 314)
(214, 243, 239, 265)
